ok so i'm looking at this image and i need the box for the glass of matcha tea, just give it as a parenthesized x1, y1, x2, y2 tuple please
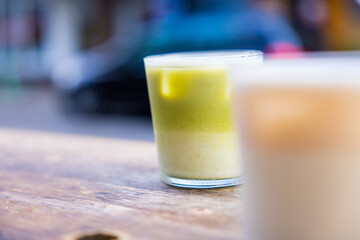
(144, 51, 263, 188)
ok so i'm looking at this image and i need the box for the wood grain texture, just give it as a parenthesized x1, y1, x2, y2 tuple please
(0, 128, 242, 240)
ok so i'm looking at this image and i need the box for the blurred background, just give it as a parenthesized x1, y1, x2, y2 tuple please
(1, 0, 359, 141)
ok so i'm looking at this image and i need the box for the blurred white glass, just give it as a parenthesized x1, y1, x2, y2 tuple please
(235, 56, 360, 240)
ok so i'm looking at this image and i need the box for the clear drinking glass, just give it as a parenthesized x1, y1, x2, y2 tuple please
(235, 56, 360, 240)
(144, 51, 263, 188)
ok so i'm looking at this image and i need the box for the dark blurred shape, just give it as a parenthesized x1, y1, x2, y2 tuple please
(288, 0, 329, 50)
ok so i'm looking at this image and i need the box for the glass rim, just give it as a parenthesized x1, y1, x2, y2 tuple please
(234, 55, 360, 87)
(144, 50, 263, 68)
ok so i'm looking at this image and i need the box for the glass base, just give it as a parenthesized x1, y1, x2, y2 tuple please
(161, 175, 243, 189)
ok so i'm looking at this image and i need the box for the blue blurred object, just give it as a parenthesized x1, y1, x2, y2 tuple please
(143, 10, 300, 53)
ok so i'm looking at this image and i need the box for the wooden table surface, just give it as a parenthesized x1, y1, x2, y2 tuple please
(0, 128, 242, 240)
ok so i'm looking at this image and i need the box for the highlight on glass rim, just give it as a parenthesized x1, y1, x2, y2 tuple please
(2, 0, 360, 239)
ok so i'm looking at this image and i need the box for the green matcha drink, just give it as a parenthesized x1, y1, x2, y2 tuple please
(144, 51, 262, 188)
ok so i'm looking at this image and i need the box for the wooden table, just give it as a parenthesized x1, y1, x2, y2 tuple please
(0, 129, 242, 240)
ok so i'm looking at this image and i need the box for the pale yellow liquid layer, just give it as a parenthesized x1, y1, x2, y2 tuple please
(156, 130, 240, 179)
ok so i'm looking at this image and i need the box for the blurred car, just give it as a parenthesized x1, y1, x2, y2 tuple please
(53, 5, 301, 115)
